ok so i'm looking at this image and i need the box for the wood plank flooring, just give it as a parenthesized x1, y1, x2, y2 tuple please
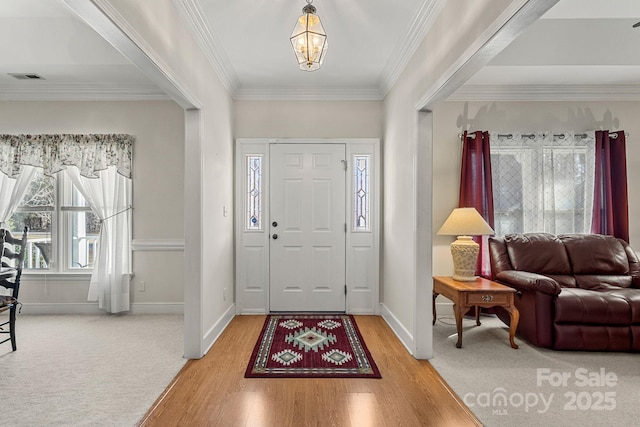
(139, 315, 481, 427)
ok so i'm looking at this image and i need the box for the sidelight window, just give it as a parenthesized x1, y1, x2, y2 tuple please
(353, 155, 370, 232)
(246, 155, 263, 230)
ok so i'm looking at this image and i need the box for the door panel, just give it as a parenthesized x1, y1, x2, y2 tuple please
(270, 143, 346, 312)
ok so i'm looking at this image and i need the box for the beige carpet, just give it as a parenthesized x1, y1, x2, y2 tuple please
(0, 314, 185, 426)
(430, 309, 640, 427)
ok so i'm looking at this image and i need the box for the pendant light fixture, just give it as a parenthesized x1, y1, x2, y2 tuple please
(290, 0, 328, 71)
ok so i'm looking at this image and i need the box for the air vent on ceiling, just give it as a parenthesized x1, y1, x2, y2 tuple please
(8, 73, 45, 80)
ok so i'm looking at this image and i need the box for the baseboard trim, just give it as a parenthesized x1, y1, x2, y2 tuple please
(347, 308, 377, 315)
(239, 309, 268, 315)
(435, 301, 454, 317)
(130, 303, 184, 314)
(20, 302, 184, 315)
(380, 303, 414, 355)
(202, 303, 236, 356)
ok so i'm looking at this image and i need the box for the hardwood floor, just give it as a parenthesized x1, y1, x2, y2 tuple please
(139, 315, 481, 427)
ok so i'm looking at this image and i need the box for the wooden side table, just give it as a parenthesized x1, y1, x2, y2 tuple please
(432, 276, 519, 349)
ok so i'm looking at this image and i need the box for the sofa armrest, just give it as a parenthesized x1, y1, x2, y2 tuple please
(495, 271, 562, 296)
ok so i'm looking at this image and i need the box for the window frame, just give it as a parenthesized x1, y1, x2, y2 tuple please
(11, 171, 99, 275)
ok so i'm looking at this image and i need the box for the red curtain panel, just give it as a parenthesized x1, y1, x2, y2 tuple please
(592, 130, 629, 242)
(459, 130, 495, 277)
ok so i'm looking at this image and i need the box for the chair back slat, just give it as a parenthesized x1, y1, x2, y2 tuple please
(0, 227, 28, 296)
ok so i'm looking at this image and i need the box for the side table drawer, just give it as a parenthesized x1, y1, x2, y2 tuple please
(467, 293, 509, 305)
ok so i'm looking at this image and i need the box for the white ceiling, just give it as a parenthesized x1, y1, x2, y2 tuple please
(1, 0, 639, 102)
(452, 0, 640, 100)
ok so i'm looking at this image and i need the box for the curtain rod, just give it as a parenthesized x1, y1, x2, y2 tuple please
(458, 131, 629, 141)
(496, 133, 589, 140)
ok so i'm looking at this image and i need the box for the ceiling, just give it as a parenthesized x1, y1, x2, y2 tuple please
(451, 0, 640, 100)
(1, 0, 639, 102)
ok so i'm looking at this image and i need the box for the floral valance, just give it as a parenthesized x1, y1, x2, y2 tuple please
(0, 134, 133, 179)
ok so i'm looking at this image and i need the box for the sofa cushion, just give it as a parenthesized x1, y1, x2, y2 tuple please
(560, 234, 629, 275)
(632, 327, 640, 351)
(553, 324, 631, 351)
(555, 288, 631, 325)
(608, 288, 640, 323)
(574, 275, 633, 290)
(546, 274, 577, 288)
(504, 233, 571, 275)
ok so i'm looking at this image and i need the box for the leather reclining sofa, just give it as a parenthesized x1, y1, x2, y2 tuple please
(488, 233, 640, 351)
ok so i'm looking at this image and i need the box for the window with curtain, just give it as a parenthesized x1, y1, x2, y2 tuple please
(1, 133, 133, 313)
(7, 169, 102, 271)
(489, 132, 595, 236)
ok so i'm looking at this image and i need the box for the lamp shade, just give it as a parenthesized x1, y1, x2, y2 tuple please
(438, 208, 494, 281)
(437, 207, 494, 237)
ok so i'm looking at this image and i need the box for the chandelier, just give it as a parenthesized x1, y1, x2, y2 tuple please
(290, 0, 328, 71)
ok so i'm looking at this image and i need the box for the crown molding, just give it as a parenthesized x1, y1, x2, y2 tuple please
(448, 85, 640, 101)
(233, 86, 384, 101)
(415, 0, 554, 110)
(377, 0, 446, 97)
(172, 0, 239, 95)
(63, 0, 202, 109)
(173, 0, 442, 101)
(0, 83, 170, 101)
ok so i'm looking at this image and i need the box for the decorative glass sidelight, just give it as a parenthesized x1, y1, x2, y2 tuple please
(247, 155, 263, 230)
(353, 155, 370, 231)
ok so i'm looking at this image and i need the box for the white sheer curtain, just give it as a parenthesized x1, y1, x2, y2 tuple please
(65, 166, 132, 313)
(1, 133, 133, 312)
(0, 165, 37, 226)
(490, 131, 595, 236)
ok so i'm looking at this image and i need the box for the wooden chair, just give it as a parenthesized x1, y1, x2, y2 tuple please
(0, 227, 28, 351)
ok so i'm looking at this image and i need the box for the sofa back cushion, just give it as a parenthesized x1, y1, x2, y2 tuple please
(559, 234, 628, 275)
(504, 233, 571, 275)
(488, 236, 513, 278)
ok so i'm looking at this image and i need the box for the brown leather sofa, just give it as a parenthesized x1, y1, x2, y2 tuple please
(488, 233, 640, 351)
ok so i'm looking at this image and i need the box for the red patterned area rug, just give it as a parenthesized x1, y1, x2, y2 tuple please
(245, 314, 381, 378)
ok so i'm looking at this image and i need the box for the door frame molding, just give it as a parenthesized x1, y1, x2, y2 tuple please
(235, 138, 380, 315)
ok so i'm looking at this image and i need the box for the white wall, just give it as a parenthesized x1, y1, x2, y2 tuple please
(235, 101, 383, 138)
(432, 100, 640, 274)
(104, 0, 235, 358)
(0, 100, 185, 311)
(381, 0, 521, 357)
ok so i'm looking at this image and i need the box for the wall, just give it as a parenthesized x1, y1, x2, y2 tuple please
(104, 0, 235, 358)
(432, 100, 640, 276)
(234, 101, 383, 138)
(381, 0, 518, 357)
(0, 100, 185, 311)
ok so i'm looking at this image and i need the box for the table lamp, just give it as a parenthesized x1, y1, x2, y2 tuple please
(437, 207, 494, 281)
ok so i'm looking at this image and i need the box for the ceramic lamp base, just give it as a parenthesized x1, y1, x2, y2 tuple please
(450, 236, 479, 281)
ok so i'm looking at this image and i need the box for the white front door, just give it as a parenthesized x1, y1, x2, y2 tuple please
(269, 143, 346, 312)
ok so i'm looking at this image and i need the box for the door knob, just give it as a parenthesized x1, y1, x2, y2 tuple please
(272, 221, 278, 227)
(272, 234, 278, 240)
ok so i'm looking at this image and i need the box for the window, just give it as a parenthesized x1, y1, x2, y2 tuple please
(353, 155, 371, 231)
(490, 133, 595, 237)
(7, 169, 101, 272)
(246, 155, 263, 231)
